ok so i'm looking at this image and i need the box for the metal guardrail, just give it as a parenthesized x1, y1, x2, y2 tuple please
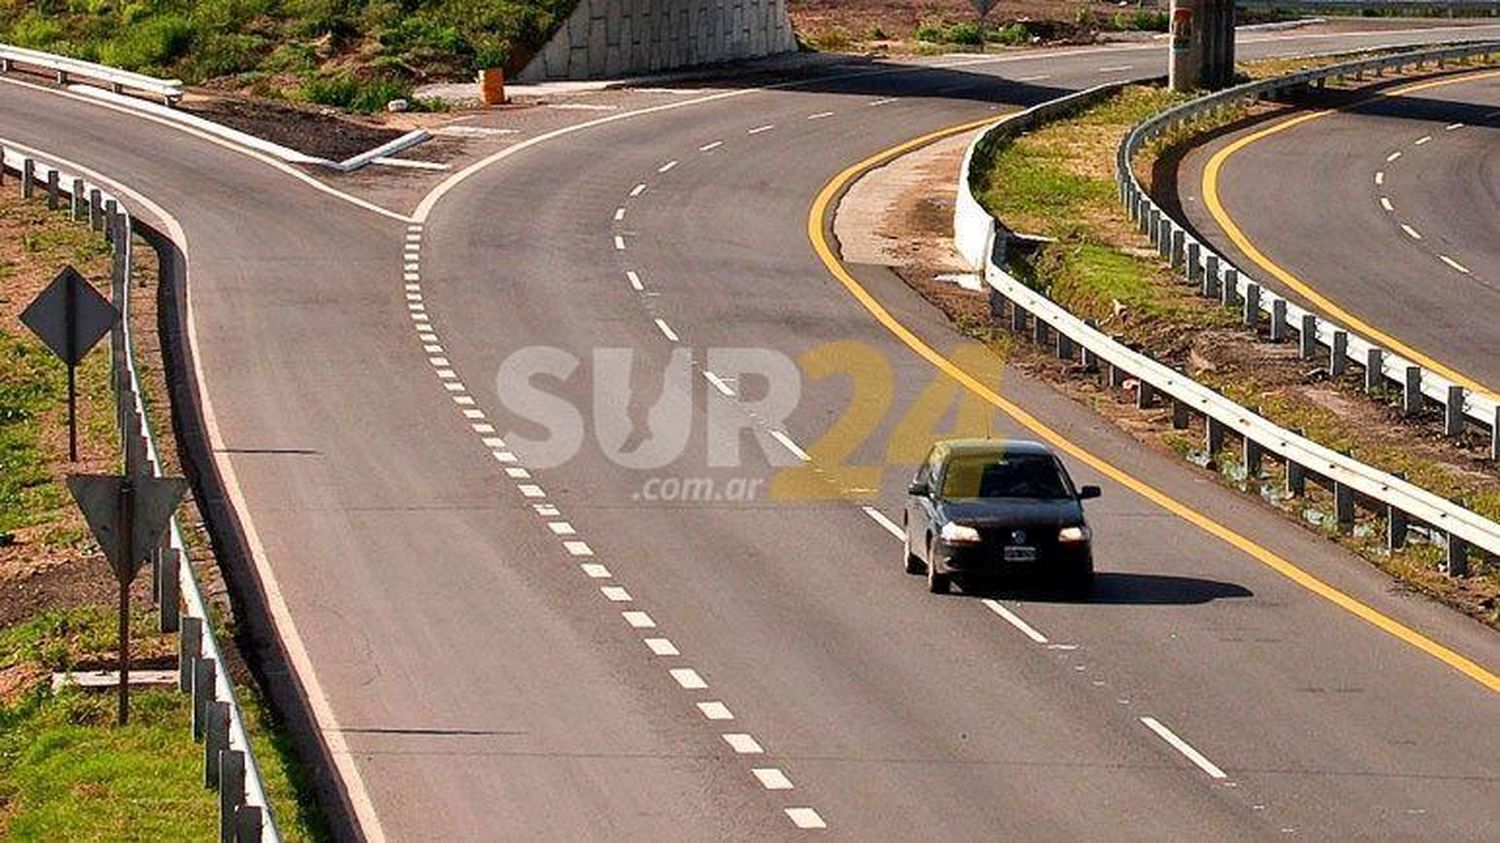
(953, 45, 1500, 576)
(0, 144, 279, 841)
(1117, 41, 1500, 454)
(0, 44, 184, 105)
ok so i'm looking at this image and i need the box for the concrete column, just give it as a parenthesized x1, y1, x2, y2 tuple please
(1169, 0, 1209, 91)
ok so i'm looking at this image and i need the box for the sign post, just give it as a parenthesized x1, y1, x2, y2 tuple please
(67, 474, 187, 725)
(20, 266, 119, 462)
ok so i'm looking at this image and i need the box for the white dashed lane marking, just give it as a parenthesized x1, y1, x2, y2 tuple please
(753, 768, 794, 790)
(614, 235, 626, 251)
(1387, 150, 1402, 162)
(654, 318, 680, 342)
(1098, 65, 1131, 72)
(1400, 223, 1423, 240)
(785, 808, 827, 829)
(722, 733, 764, 754)
(1439, 255, 1471, 274)
(747, 124, 775, 135)
(630, 183, 647, 197)
(623, 611, 657, 629)
(670, 668, 708, 689)
(1446, 122, 1464, 130)
(697, 701, 734, 720)
(581, 563, 611, 578)
(1379, 196, 1393, 211)
(601, 585, 632, 602)
(658, 159, 678, 173)
(1140, 716, 1229, 779)
(614, 207, 626, 221)
(645, 638, 680, 656)
(770, 430, 810, 462)
(868, 97, 897, 106)
(982, 599, 1050, 644)
(1414, 135, 1431, 146)
(626, 270, 645, 291)
(807, 111, 834, 120)
(547, 521, 575, 535)
(563, 540, 594, 557)
(861, 506, 905, 541)
(699, 140, 724, 151)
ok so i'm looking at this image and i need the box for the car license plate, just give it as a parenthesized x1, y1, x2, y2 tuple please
(1004, 546, 1036, 563)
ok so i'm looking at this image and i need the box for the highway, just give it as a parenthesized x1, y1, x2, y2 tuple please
(1177, 67, 1500, 397)
(4, 22, 1499, 840)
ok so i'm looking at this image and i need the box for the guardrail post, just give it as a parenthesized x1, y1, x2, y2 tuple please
(1445, 534, 1469, 577)
(192, 656, 216, 740)
(235, 806, 264, 842)
(1081, 320, 1100, 372)
(1386, 506, 1408, 549)
(1402, 366, 1422, 417)
(1172, 399, 1190, 429)
(1492, 405, 1500, 461)
(55, 68, 67, 85)
(21, 158, 34, 198)
(1136, 196, 1149, 233)
(89, 189, 103, 230)
(1269, 299, 1287, 342)
(160, 545, 180, 633)
(1203, 254, 1220, 298)
(1186, 242, 1202, 283)
(1055, 332, 1073, 361)
(1444, 386, 1465, 437)
(46, 168, 59, 210)
(1365, 348, 1384, 394)
(1330, 331, 1348, 377)
(70, 182, 86, 221)
(1136, 380, 1155, 409)
(1286, 460, 1306, 497)
(204, 701, 229, 788)
(1158, 219, 1173, 259)
(1108, 363, 1127, 388)
(988, 288, 1006, 321)
(1244, 438, 1264, 477)
(1299, 314, 1317, 359)
(1220, 268, 1239, 309)
(1010, 301, 1026, 333)
(219, 749, 245, 841)
(103, 199, 117, 242)
(0, 57, 9, 73)
(1242, 283, 1260, 329)
(1334, 482, 1355, 531)
(1170, 230, 1185, 270)
(1206, 418, 1225, 457)
(1033, 317, 1049, 347)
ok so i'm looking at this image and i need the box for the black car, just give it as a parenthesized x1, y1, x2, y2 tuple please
(904, 439, 1100, 594)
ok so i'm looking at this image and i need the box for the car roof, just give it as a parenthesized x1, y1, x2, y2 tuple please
(932, 438, 1053, 460)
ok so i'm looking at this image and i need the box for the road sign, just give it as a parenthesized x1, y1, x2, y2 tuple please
(20, 266, 120, 461)
(20, 266, 117, 366)
(67, 473, 187, 726)
(971, 0, 1000, 19)
(67, 474, 187, 584)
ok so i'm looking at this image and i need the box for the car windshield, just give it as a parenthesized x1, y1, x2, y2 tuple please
(939, 453, 1072, 500)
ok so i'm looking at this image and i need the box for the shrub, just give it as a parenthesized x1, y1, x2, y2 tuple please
(179, 32, 267, 81)
(993, 22, 1031, 45)
(7, 12, 66, 49)
(98, 14, 193, 71)
(945, 21, 985, 45)
(915, 18, 946, 42)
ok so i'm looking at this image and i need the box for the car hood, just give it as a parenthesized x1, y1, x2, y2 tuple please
(936, 498, 1083, 528)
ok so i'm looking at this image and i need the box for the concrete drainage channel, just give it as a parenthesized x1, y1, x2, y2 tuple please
(0, 144, 281, 842)
(954, 42, 1500, 578)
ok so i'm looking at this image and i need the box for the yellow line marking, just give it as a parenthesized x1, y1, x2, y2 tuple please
(1203, 68, 1500, 401)
(807, 117, 1500, 695)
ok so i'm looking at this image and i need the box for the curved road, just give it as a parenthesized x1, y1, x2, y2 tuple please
(4, 22, 1499, 841)
(1177, 68, 1500, 396)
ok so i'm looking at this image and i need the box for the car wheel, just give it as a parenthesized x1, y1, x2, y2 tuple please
(926, 542, 950, 594)
(904, 519, 924, 575)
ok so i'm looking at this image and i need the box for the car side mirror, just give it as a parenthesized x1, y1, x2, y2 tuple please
(1078, 485, 1101, 500)
(907, 481, 930, 497)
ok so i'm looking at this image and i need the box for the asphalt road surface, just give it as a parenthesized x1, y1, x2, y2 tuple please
(1177, 67, 1500, 397)
(4, 21, 1499, 841)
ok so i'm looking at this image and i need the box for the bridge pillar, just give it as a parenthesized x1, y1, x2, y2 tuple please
(1170, 0, 1235, 92)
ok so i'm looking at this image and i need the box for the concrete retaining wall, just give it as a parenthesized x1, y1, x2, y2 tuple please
(518, 0, 797, 81)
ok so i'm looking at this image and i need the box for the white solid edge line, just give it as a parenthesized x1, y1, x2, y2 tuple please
(1438, 255, 1471, 274)
(654, 318, 680, 342)
(981, 599, 1049, 644)
(1140, 716, 1229, 779)
(861, 506, 905, 541)
(25, 140, 392, 840)
(785, 808, 827, 829)
(7, 78, 411, 223)
(770, 430, 810, 461)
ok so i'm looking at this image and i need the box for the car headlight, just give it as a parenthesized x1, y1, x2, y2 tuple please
(1058, 525, 1091, 543)
(940, 522, 982, 544)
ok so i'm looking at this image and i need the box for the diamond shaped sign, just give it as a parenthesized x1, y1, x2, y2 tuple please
(20, 265, 118, 366)
(66, 474, 188, 585)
